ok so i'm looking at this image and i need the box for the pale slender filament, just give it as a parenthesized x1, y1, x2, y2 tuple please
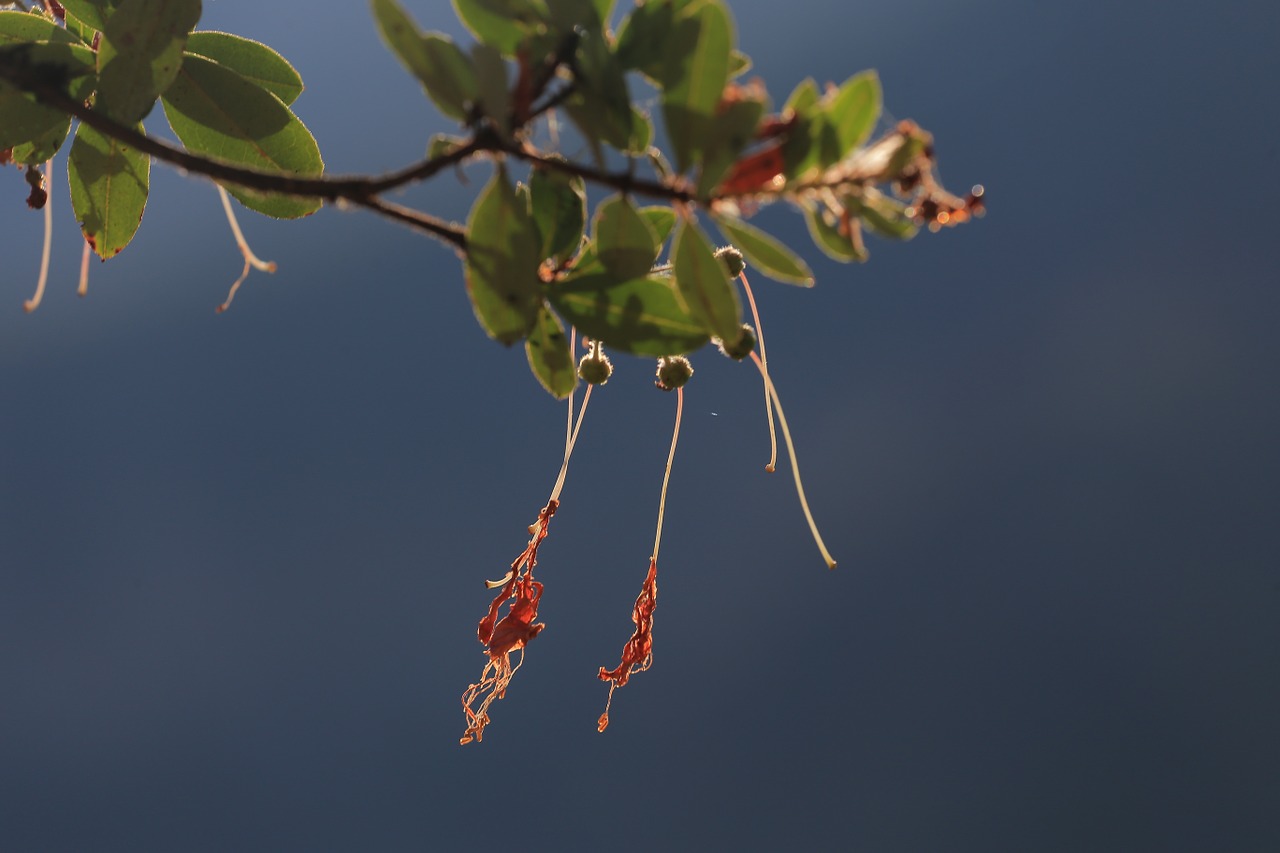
(651, 386, 684, 562)
(562, 329, 578, 462)
(216, 184, 276, 313)
(739, 271, 777, 472)
(750, 352, 837, 569)
(23, 159, 53, 313)
(549, 383, 594, 503)
(76, 238, 91, 296)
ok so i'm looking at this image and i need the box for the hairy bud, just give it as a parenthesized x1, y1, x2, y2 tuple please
(654, 356, 693, 391)
(714, 324, 757, 361)
(578, 351, 614, 385)
(714, 245, 746, 278)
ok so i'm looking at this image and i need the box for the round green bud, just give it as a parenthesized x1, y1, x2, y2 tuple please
(654, 356, 694, 391)
(578, 352, 613, 385)
(715, 245, 746, 278)
(714, 324, 757, 361)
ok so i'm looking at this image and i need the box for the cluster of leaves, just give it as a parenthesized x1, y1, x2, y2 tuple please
(3, 0, 978, 399)
(0, 0, 321, 260)
(370, 0, 978, 397)
(1, 0, 982, 743)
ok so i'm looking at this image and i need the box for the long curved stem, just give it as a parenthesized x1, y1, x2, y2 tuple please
(750, 352, 837, 569)
(739, 271, 777, 472)
(652, 386, 683, 563)
(23, 159, 53, 313)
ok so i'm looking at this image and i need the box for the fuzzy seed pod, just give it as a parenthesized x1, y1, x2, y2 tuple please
(715, 245, 746, 278)
(714, 324, 757, 361)
(578, 352, 614, 385)
(654, 356, 693, 391)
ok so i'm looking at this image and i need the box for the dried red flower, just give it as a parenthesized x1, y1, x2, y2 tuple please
(459, 499, 557, 745)
(597, 557, 659, 732)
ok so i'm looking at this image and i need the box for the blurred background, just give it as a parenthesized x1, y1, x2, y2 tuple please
(2, 0, 1278, 849)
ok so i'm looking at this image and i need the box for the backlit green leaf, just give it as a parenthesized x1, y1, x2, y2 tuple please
(96, 0, 202, 123)
(828, 71, 879, 159)
(661, 0, 732, 174)
(371, 0, 477, 120)
(59, 0, 116, 32)
(62, 10, 97, 44)
(695, 91, 764, 196)
(614, 0, 694, 79)
(10, 115, 72, 164)
(161, 53, 323, 219)
(563, 26, 633, 150)
(529, 165, 586, 264)
(470, 42, 509, 132)
(0, 10, 81, 45)
(546, 0, 607, 29)
(850, 191, 918, 240)
(452, 0, 548, 57)
(671, 218, 742, 344)
(780, 77, 819, 180)
(712, 212, 813, 286)
(185, 31, 304, 105)
(525, 304, 577, 398)
(640, 206, 677, 245)
(551, 270, 709, 356)
(803, 204, 866, 262)
(67, 122, 150, 260)
(464, 167, 544, 344)
(593, 194, 659, 279)
(0, 42, 96, 150)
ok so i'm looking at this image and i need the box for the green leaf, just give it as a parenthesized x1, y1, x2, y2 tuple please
(671, 218, 742, 344)
(0, 10, 82, 45)
(371, 0, 477, 121)
(660, 0, 732, 174)
(827, 71, 880, 158)
(161, 53, 323, 219)
(62, 10, 98, 44)
(849, 191, 918, 240)
(451, 0, 548, 57)
(96, 0, 202, 124)
(780, 77, 819, 180)
(10, 115, 72, 164)
(640, 206, 677, 245)
(464, 167, 544, 344)
(185, 31, 304, 105)
(0, 42, 96, 150)
(59, 0, 116, 32)
(525, 304, 577, 398)
(627, 106, 653, 153)
(803, 204, 866, 262)
(712, 211, 813, 286)
(562, 26, 633, 151)
(592, 194, 660, 279)
(529, 165, 586, 264)
(545, 0, 608, 29)
(470, 42, 509, 132)
(695, 91, 764, 196)
(614, 0, 694, 79)
(727, 49, 750, 78)
(67, 121, 150, 260)
(551, 270, 709, 356)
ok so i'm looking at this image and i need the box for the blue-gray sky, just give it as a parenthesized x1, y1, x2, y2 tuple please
(2, 1, 1278, 850)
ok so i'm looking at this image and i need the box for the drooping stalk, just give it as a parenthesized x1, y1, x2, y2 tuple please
(750, 352, 837, 569)
(652, 386, 683, 563)
(216, 185, 276, 313)
(76, 239, 91, 297)
(22, 159, 53, 313)
(739, 270, 777, 472)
